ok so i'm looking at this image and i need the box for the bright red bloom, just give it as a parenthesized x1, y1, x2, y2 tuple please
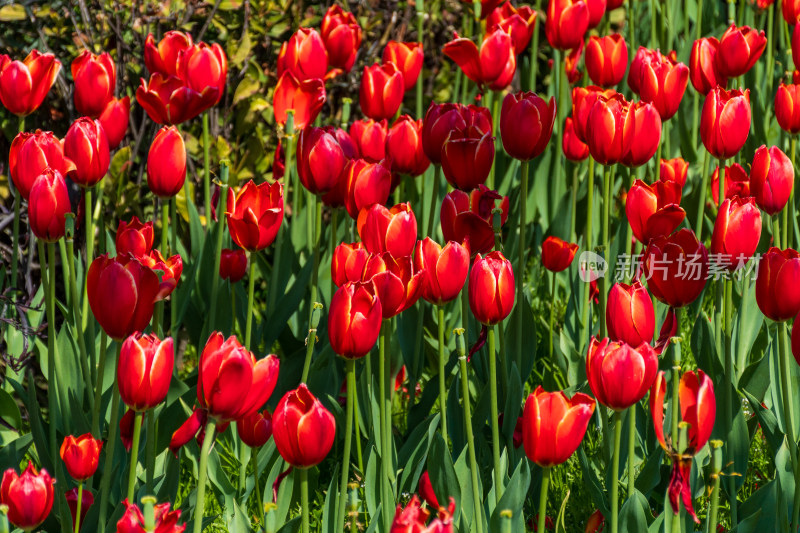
(98, 96, 131, 150)
(135, 72, 218, 126)
(620, 101, 662, 167)
(756, 247, 800, 322)
(0, 50, 61, 117)
(225, 180, 284, 251)
(716, 24, 767, 78)
(629, 48, 689, 120)
(328, 281, 383, 358)
(750, 145, 794, 216)
(147, 126, 186, 198)
(660, 158, 689, 188)
(441, 124, 495, 190)
(71, 50, 115, 118)
(273, 71, 326, 130)
(784, 0, 800, 23)
(545, 0, 590, 50)
(350, 118, 388, 162)
(116, 498, 186, 533)
(387, 115, 430, 176)
(144, 32, 193, 77)
(625, 179, 684, 245)
(65, 487, 93, 532)
(585, 34, 628, 87)
(340, 159, 392, 219)
(116, 217, 154, 259)
(443, 28, 516, 90)
(64, 117, 110, 188)
(383, 42, 424, 91)
(272, 383, 336, 468)
(414, 237, 470, 305)
(710, 196, 762, 271)
(585, 0, 607, 28)
(60, 433, 102, 482)
(9, 130, 72, 201)
(320, 5, 362, 72)
(486, 2, 538, 54)
(391, 495, 455, 532)
(522, 387, 596, 467)
(28, 169, 71, 243)
(357, 202, 418, 257)
(710, 163, 750, 204)
(563, 116, 589, 161)
(178, 42, 227, 104)
(332, 242, 370, 287)
(422, 102, 492, 164)
(118, 332, 174, 412)
(277, 28, 329, 82)
(138, 250, 182, 300)
(236, 409, 273, 448)
(700, 87, 751, 159)
(363, 253, 426, 318)
(607, 281, 655, 347)
(570, 85, 617, 143)
(689, 37, 727, 96)
(643, 229, 708, 308)
(359, 62, 405, 120)
(541, 236, 578, 273)
(775, 83, 800, 134)
(297, 126, 349, 195)
(469, 251, 514, 325)
(440, 186, 509, 256)
(500, 91, 556, 161)
(586, 337, 658, 411)
(586, 93, 634, 165)
(220, 248, 248, 283)
(0, 462, 55, 531)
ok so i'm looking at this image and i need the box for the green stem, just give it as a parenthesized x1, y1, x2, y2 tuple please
(193, 421, 217, 533)
(300, 468, 310, 533)
(252, 448, 266, 528)
(582, 158, 594, 339)
(694, 150, 711, 240)
(74, 483, 83, 533)
(66, 229, 93, 417)
(244, 253, 257, 350)
(517, 160, 529, 369)
(671, 340, 681, 447)
(486, 91, 496, 190)
(538, 467, 551, 533)
(379, 323, 392, 530)
(629, 0, 636, 58)
(627, 405, 637, 496)
(488, 326, 502, 504)
(779, 322, 800, 529)
(650, 0, 657, 49)
(337, 359, 356, 532)
(98, 343, 122, 533)
(91, 333, 108, 438)
(426, 166, 441, 238)
(415, 7, 424, 119)
(706, 442, 723, 533)
(202, 113, 211, 229)
(41, 241, 58, 459)
(570, 165, 579, 242)
(9, 115, 25, 292)
(624, 167, 635, 264)
(457, 335, 484, 533)
(145, 410, 155, 493)
(611, 411, 623, 533)
(528, 0, 541, 91)
(766, 3, 775, 92)
(724, 277, 737, 526)
(438, 307, 448, 443)
(126, 411, 143, 502)
(207, 162, 230, 340)
(549, 272, 556, 359)
(600, 165, 611, 337)
(786, 137, 796, 250)
(169, 199, 177, 334)
(300, 197, 323, 383)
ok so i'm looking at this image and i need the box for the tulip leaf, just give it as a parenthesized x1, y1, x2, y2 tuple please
(488, 457, 529, 533)
(578, 445, 610, 517)
(428, 433, 461, 524)
(691, 311, 723, 378)
(619, 490, 650, 531)
(742, 389, 783, 454)
(396, 413, 436, 493)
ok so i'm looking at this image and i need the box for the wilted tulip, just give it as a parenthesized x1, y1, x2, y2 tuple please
(716, 24, 767, 78)
(750, 145, 794, 215)
(522, 387, 596, 466)
(116, 498, 186, 533)
(443, 28, 516, 90)
(71, 50, 115, 118)
(9, 130, 71, 201)
(486, 2, 538, 54)
(643, 229, 708, 308)
(272, 384, 336, 468)
(320, 5, 362, 72)
(545, 0, 590, 50)
(563, 117, 589, 161)
(586, 93, 634, 165)
(98, 96, 131, 150)
(383, 42, 424, 90)
(756, 247, 800, 321)
(357, 202, 418, 257)
(0, 50, 61, 116)
(147, 126, 186, 198)
(689, 38, 727, 96)
(422, 102, 492, 164)
(620, 101, 662, 167)
(440, 185, 509, 256)
(441, 125, 495, 190)
(332, 242, 370, 287)
(273, 71, 326, 130)
(625, 179, 685, 245)
(297, 126, 348, 195)
(340, 159, 392, 219)
(359, 62, 404, 120)
(629, 48, 689, 120)
(414, 238, 470, 305)
(710, 163, 750, 204)
(139, 250, 182, 300)
(226, 180, 284, 251)
(28, 169, 71, 243)
(391, 495, 455, 532)
(116, 217, 154, 258)
(277, 28, 328, 82)
(64, 117, 110, 188)
(500, 91, 556, 161)
(710, 196, 762, 271)
(775, 83, 800, 134)
(700, 87, 751, 160)
(144, 31, 193, 76)
(136, 73, 218, 125)
(60, 433, 102, 482)
(541, 236, 578, 272)
(363, 253, 426, 318)
(585, 34, 628, 87)
(607, 281, 655, 347)
(350, 118, 388, 162)
(328, 281, 383, 358)
(0, 463, 55, 531)
(469, 251, 515, 325)
(118, 333, 174, 412)
(236, 409, 273, 448)
(586, 337, 659, 411)
(386, 115, 430, 176)
(660, 158, 689, 188)
(178, 42, 227, 103)
(220, 248, 248, 283)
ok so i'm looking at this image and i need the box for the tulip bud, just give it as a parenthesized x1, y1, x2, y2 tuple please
(414, 237, 470, 305)
(541, 236, 578, 272)
(625, 179, 685, 245)
(273, 71, 326, 130)
(60, 433, 102, 482)
(332, 242, 370, 287)
(220, 248, 248, 283)
(643, 229, 708, 308)
(144, 31, 193, 77)
(98, 96, 131, 150)
(277, 28, 328, 82)
(689, 38, 728, 96)
(386, 116, 430, 176)
(236, 409, 273, 448)
(136, 72, 218, 126)
(522, 387, 596, 466)
(710, 196, 762, 271)
(500, 92, 556, 161)
(146, 126, 186, 198)
(357, 202, 418, 257)
(620, 101, 662, 167)
(775, 83, 800, 134)
(65, 487, 93, 532)
(118, 332, 174, 411)
(9, 130, 72, 201)
(382, 42, 424, 91)
(320, 5, 362, 72)
(0, 463, 55, 531)
(329, 281, 383, 358)
(546, 0, 590, 50)
(359, 62, 404, 120)
(586, 93, 634, 165)
(116, 217, 154, 259)
(226, 180, 284, 251)
(563, 117, 589, 161)
(444, 28, 516, 90)
(71, 50, 115, 118)
(28, 169, 71, 243)
(469, 251, 515, 325)
(272, 384, 336, 468)
(486, 3, 537, 54)
(297, 126, 348, 195)
(363, 253, 426, 318)
(422, 102, 492, 164)
(717, 24, 767, 78)
(179, 42, 227, 104)
(0, 50, 61, 116)
(350, 118, 388, 162)
(587, 337, 658, 411)
(441, 186, 509, 256)
(750, 145, 794, 215)
(64, 117, 111, 188)
(116, 498, 185, 533)
(700, 87, 751, 160)
(660, 158, 689, 188)
(441, 125, 495, 190)
(585, 34, 628, 87)
(340, 159, 392, 219)
(607, 281, 655, 347)
(756, 247, 800, 321)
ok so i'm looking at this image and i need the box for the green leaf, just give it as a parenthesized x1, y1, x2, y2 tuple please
(619, 490, 650, 531)
(488, 457, 530, 532)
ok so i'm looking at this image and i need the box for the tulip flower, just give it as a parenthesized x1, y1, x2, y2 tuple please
(564, 42, 585, 85)
(116, 498, 186, 533)
(710, 196, 762, 271)
(27, 168, 70, 243)
(441, 124, 495, 190)
(0, 50, 61, 116)
(278, 28, 329, 82)
(363, 253, 426, 318)
(794, 24, 800, 72)
(585, 510, 606, 533)
(563, 116, 590, 161)
(340, 159, 392, 219)
(545, 0, 590, 50)
(541, 236, 578, 272)
(521, 387, 596, 466)
(626, 179, 685, 245)
(586, 93, 634, 165)
(0, 462, 55, 531)
(689, 38, 728, 96)
(71, 50, 115, 118)
(98, 96, 131, 150)
(716, 24, 767, 78)
(570, 86, 617, 143)
(383, 41, 424, 91)
(500, 92, 556, 161)
(144, 31, 193, 76)
(700, 87, 751, 160)
(750, 145, 794, 215)
(357, 202, 418, 257)
(440, 185, 509, 256)
(418, 471, 439, 509)
(297, 126, 349, 195)
(486, 2, 538, 53)
(643, 229, 709, 308)
(272, 71, 326, 130)
(391, 495, 455, 532)
(586, 337, 658, 411)
(629, 48, 689, 120)
(710, 163, 750, 204)
(620, 101, 662, 167)
(136, 73, 218, 125)
(469, 251, 515, 325)
(332, 242, 370, 287)
(607, 281, 655, 347)
(775, 83, 800, 134)
(586, 0, 607, 27)
(66, 487, 93, 532)
(350, 118, 388, 162)
(359, 62, 404, 120)
(785, 0, 800, 23)
(585, 34, 628, 87)
(272, 383, 336, 468)
(87, 253, 160, 340)
(660, 158, 689, 188)
(329, 281, 383, 358)
(116, 217, 154, 258)
(139, 250, 183, 300)
(443, 28, 516, 90)
(414, 238, 470, 306)
(146, 126, 186, 198)
(422, 102, 492, 164)
(320, 5, 362, 72)
(64, 117, 111, 188)
(8, 130, 72, 201)
(226, 180, 284, 251)
(118, 332, 174, 412)
(236, 409, 273, 448)
(220, 248, 248, 282)
(60, 433, 102, 481)
(178, 42, 228, 103)
(386, 115, 430, 176)
(756, 247, 800, 321)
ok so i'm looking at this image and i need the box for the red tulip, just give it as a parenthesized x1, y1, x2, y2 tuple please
(136, 73, 218, 125)
(146, 126, 186, 198)
(441, 124, 495, 190)
(414, 237, 470, 305)
(328, 281, 383, 358)
(443, 28, 516, 90)
(340, 159, 392, 219)
(607, 281, 655, 347)
(87, 253, 160, 340)
(584, 510, 606, 533)
(178, 42, 227, 104)
(571, 85, 617, 143)
(585, 0, 607, 28)
(71, 50, 115, 118)
(700, 87, 751, 160)
(716, 24, 767, 78)
(297, 126, 349, 195)
(486, 2, 538, 54)
(65, 487, 93, 532)
(630, 48, 689, 120)
(775, 83, 800, 134)
(750, 145, 794, 215)
(226, 180, 284, 251)
(386, 115, 430, 176)
(0, 50, 61, 116)
(220, 248, 248, 283)
(391, 494, 455, 533)
(278, 28, 329, 82)
(585, 34, 628, 87)
(350, 118, 388, 162)
(118, 332, 174, 411)
(60, 433, 102, 482)
(422, 102, 492, 164)
(541, 236, 578, 272)
(383, 42, 424, 91)
(418, 471, 439, 509)
(620, 101, 662, 167)
(64, 117, 111, 188)
(98, 96, 131, 150)
(784, 0, 800, 23)
(440, 185, 509, 256)
(357, 202, 418, 257)
(794, 22, 800, 72)
(586, 337, 658, 410)
(500, 92, 556, 161)
(139, 250, 183, 300)
(521, 387, 596, 467)
(545, 0, 590, 50)
(586, 93, 634, 165)
(689, 38, 728, 96)
(120, 408, 144, 452)
(28, 168, 71, 243)
(8, 130, 72, 201)
(272, 71, 326, 130)
(563, 116, 589, 161)
(272, 383, 336, 468)
(116, 217, 154, 259)
(710, 196, 762, 271)
(144, 32, 193, 77)
(320, 5, 362, 72)
(564, 41, 585, 85)
(660, 158, 689, 188)
(116, 498, 185, 533)
(332, 242, 370, 287)
(0, 462, 55, 531)
(363, 253, 426, 318)
(469, 251, 515, 325)
(236, 409, 273, 448)
(625, 179, 684, 245)
(643, 229, 708, 308)
(359, 62, 404, 120)
(756, 247, 800, 321)
(711, 163, 750, 205)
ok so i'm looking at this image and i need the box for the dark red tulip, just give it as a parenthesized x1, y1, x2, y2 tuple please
(118, 332, 174, 412)
(750, 145, 794, 215)
(120, 408, 143, 452)
(363, 253, 426, 318)
(710, 196, 762, 271)
(629, 48, 689, 120)
(383, 42, 424, 91)
(359, 62, 404, 120)
(144, 31, 193, 77)
(563, 116, 589, 161)
(178, 42, 227, 104)
(147, 126, 186, 198)
(28, 169, 70, 243)
(440, 185, 509, 256)
(414, 237, 470, 305)
(541, 236, 578, 272)
(0, 462, 55, 531)
(710, 163, 750, 204)
(418, 471, 439, 509)
(272, 71, 326, 130)
(297, 126, 349, 195)
(332, 242, 370, 287)
(625, 179, 685, 244)
(500, 91, 556, 161)
(350, 118, 388, 162)
(135, 72, 218, 125)
(469, 251, 515, 325)
(391, 494, 455, 533)
(340, 159, 392, 219)
(422, 102, 492, 164)
(139, 250, 182, 300)
(9, 130, 72, 201)
(358, 202, 418, 257)
(586, 93, 634, 165)
(443, 28, 516, 90)
(226, 180, 284, 251)
(64, 117, 110, 188)
(320, 5, 362, 72)
(545, 0, 590, 50)
(643, 229, 708, 308)
(220, 248, 248, 283)
(277, 28, 328, 82)
(775, 83, 800, 134)
(386, 115, 430, 176)
(328, 281, 383, 358)
(236, 409, 273, 448)
(620, 101, 662, 167)
(60, 433, 102, 482)
(116, 498, 185, 533)
(607, 281, 655, 347)
(585, 34, 628, 87)
(71, 50, 115, 118)
(272, 384, 336, 468)
(98, 96, 131, 150)
(441, 125, 495, 190)
(700, 87, 751, 160)
(570, 85, 617, 143)
(784, 0, 800, 23)
(0, 50, 61, 117)
(586, 337, 658, 411)
(116, 217, 154, 259)
(486, 2, 538, 54)
(717, 24, 767, 78)
(660, 158, 689, 188)
(689, 38, 728, 96)
(794, 22, 800, 71)
(65, 487, 93, 532)
(756, 247, 800, 321)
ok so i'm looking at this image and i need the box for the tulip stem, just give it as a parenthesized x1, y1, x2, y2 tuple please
(337, 359, 356, 533)
(299, 467, 310, 533)
(415, 7, 424, 119)
(518, 160, 529, 368)
(624, 167, 635, 264)
(457, 333, 484, 533)
(671, 338, 681, 447)
(437, 307, 449, 443)
(600, 165, 612, 337)
(714, 160, 725, 360)
(724, 277, 737, 527)
(778, 322, 800, 529)
(528, 0, 541, 91)
(83, 186, 95, 311)
(251, 448, 266, 527)
(207, 162, 230, 340)
(627, 404, 636, 496)
(145, 410, 155, 493)
(611, 411, 623, 533)
(488, 325, 503, 504)
(91, 333, 108, 439)
(766, 3, 775, 92)
(582, 158, 595, 341)
(66, 224, 94, 419)
(8, 117, 24, 296)
(153, 199, 168, 336)
(694, 150, 710, 240)
(170, 199, 177, 334)
(301, 197, 323, 383)
(40, 240, 59, 460)
(537, 467, 551, 533)
(244, 252, 257, 350)
(379, 322, 393, 531)
(426, 166, 441, 239)
(706, 441, 723, 533)
(73, 482, 83, 533)
(786, 137, 796, 249)
(549, 272, 556, 359)
(649, 0, 657, 49)
(202, 113, 212, 230)
(98, 343, 122, 533)
(193, 421, 216, 533)
(126, 411, 143, 502)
